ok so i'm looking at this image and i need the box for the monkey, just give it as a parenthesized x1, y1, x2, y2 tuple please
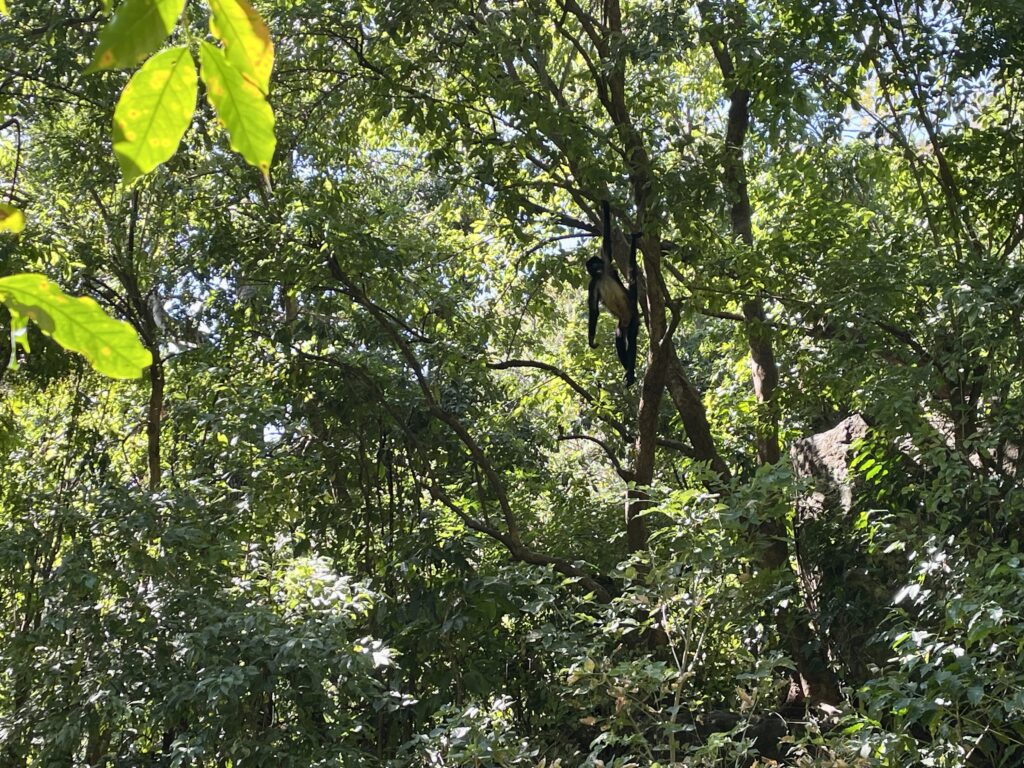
(586, 201, 640, 386)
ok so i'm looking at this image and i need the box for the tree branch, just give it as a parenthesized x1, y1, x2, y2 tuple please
(558, 433, 634, 481)
(428, 481, 613, 603)
(292, 346, 614, 603)
(334, 263, 522, 542)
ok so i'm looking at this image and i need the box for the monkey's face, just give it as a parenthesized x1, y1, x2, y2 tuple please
(585, 256, 604, 277)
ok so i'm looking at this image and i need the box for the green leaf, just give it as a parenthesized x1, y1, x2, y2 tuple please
(113, 46, 197, 182)
(87, 0, 186, 72)
(0, 273, 151, 379)
(199, 41, 275, 179)
(208, 0, 274, 94)
(8, 312, 29, 370)
(0, 1, 8, 16)
(0, 203, 25, 233)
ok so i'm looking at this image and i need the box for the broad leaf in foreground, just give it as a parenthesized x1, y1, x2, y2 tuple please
(113, 46, 197, 182)
(199, 41, 275, 179)
(0, 273, 151, 378)
(209, 0, 274, 94)
(87, 0, 186, 71)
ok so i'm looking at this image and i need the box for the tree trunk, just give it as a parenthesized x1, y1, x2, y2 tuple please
(701, 7, 840, 704)
(147, 352, 163, 491)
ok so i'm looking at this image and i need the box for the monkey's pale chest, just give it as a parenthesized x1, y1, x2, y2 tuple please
(599, 277, 631, 321)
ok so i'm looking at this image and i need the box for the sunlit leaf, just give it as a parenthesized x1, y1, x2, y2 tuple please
(7, 313, 29, 371)
(0, 273, 151, 378)
(0, 203, 25, 233)
(208, 0, 274, 94)
(199, 41, 275, 179)
(87, 0, 186, 72)
(113, 45, 197, 182)
(0, 1, 8, 16)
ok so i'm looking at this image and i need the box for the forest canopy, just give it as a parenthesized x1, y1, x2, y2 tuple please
(1, 0, 1023, 765)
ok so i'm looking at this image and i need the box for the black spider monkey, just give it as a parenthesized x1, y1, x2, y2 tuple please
(586, 201, 640, 386)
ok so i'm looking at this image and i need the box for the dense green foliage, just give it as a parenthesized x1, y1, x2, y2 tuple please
(1, 0, 1023, 765)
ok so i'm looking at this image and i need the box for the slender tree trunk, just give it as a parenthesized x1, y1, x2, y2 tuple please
(602, 0, 671, 553)
(721, 86, 782, 466)
(147, 352, 163, 491)
(701, 6, 839, 705)
(665, 348, 731, 483)
(626, 329, 669, 551)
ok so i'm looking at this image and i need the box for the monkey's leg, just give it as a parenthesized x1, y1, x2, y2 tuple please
(615, 324, 635, 385)
(626, 313, 639, 370)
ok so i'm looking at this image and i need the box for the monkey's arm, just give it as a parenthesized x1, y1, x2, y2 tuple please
(628, 233, 640, 307)
(588, 279, 599, 348)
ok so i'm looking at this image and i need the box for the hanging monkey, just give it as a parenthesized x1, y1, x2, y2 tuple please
(586, 201, 640, 385)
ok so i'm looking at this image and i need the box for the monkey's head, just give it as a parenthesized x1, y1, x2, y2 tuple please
(585, 255, 604, 278)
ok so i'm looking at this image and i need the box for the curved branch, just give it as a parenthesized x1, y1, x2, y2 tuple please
(334, 265, 521, 542)
(428, 481, 613, 603)
(488, 358, 595, 404)
(292, 346, 613, 602)
(558, 433, 633, 481)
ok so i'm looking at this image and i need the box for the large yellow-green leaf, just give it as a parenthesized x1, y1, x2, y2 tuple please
(87, 0, 186, 72)
(0, 204, 24, 233)
(113, 46, 197, 182)
(199, 41, 275, 179)
(0, 1, 8, 17)
(0, 273, 151, 379)
(208, 0, 274, 94)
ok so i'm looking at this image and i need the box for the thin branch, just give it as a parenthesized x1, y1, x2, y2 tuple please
(292, 345, 614, 603)
(559, 432, 633, 481)
(488, 358, 596, 404)
(321, 258, 434, 342)
(520, 200, 595, 233)
(489, 358, 695, 459)
(333, 262, 522, 542)
(428, 481, 613, 602)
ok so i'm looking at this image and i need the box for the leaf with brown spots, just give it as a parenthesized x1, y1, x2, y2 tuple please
(112, 45, 197, 182)
(0, 274, 152, 378)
